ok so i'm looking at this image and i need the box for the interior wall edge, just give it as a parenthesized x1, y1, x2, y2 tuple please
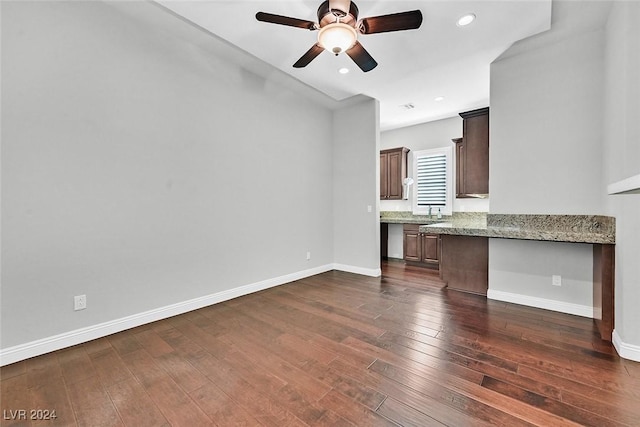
(612, 329, 640, 362)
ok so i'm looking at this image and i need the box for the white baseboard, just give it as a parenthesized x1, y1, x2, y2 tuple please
(613, 329, 640, 362)
(332, 263, 382, 277)
(487, 289, 593, 318)
(0, 264, 336, 366)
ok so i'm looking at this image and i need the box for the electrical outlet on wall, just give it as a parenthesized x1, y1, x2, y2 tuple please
(552, 275, 562, 287)
(74, 294, 87, 311)
(306, 251, 311, 261)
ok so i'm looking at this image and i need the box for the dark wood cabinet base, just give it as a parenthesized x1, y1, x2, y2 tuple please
(380, 223, 389, 259)
(593, 244, 615, 341)
(440, 235, 488, 295)
(403, 224, 440, 270)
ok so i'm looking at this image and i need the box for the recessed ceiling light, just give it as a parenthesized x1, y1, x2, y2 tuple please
(457, 13, 476, 27)
(434, 96, 445, 102)
(338, 67, 349, 74)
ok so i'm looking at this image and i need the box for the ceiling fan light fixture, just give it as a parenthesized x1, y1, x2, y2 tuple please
(318, 22, 357, 55)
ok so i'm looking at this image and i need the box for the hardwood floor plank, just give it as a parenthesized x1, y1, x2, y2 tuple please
(193, 353, 306, 427)
(87, 347, 134, 387)
(264, 291, 387, 338)
(369, 359, 576, 426)
(379, 330, 519, 373)
(25, 351, 62, 389)
(517, 364, 640, 417)
(317, 389, 397, 427)
(376, 396, 447, 427)
(623, 359, 640, 378)
(559, 385, 640, 426)
(66, 375, 123, 427)
(219, 326, 332, 400)
(276, 333, 339, 365)
(132, 329, 174, 358)
(81, 338, 112, 355)
(301, 360, 387, 410)
(153, 351, 209, 394)
(327, 357, 497, 427)
(342, 335, 485, 385)
(0, 360, 26, 381)
(29, 376, 76, 426)
(1, 374, 33, 427)
(481, 376, 618, 427)
(58, 350, 96, 386)
(105, 378, 169, 427)
(107, 331, 142, 356)
(143, 376, 215, 427)
(189, 380, 261, 426)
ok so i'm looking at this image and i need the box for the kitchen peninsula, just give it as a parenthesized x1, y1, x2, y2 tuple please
(381, 212, 616, 342)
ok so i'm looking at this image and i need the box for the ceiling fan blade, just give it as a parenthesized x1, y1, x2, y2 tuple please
(293, 44, 324, 68)
(346, 41, 377, 72)
(359, 10, 423, 34)
(328, 0, 351, 16)
(256, 12, 316, 30)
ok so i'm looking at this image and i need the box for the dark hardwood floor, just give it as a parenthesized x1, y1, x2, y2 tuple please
(2, 260, 639, 426)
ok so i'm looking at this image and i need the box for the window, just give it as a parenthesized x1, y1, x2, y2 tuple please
(412, 147, 453, 216)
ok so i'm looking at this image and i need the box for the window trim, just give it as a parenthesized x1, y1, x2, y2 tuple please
(411, 146, 453, 216)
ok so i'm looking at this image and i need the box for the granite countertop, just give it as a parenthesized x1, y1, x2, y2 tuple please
(380, 211, 479, 224)
(379, 212, 445, 224)
(381, 211, 615, 244)
(419, 214, 616, 244)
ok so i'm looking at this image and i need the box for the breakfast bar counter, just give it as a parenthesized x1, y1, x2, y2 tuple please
(419, 214, 615, 245)
(381, 212, 616, 342)
(414, 213, 616, 342)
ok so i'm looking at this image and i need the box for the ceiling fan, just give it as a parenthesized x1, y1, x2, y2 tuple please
(256, 0, 423, 72)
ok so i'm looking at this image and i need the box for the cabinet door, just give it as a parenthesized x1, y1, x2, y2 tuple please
(387, 150, 403, 199)
(403, 227, 421, 263)
(463, 113, 489, 195)
(421, 234, 439, 264)
(453, 138, 466, 197)
(380, 147, 408, 200)
(456, 108, 489, 197)
(380, 152, 389, 199)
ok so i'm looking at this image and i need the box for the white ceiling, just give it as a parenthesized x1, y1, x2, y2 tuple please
(157, 1, 552, 130)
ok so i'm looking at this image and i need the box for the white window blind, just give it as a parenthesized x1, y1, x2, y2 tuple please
(416, 153, 447, 208)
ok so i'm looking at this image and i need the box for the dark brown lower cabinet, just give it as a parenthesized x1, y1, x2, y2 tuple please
(403, 224, 440, 270)
(440, 234, 488, 295)
(380, 223, 389, 259)
(593, 244, 615, 342)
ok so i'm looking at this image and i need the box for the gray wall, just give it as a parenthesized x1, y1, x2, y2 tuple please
(488, 21, 605, 312)
(603, 1, 640, 354)
(333, 98, 380, 275)
(1, 1, 377, 351)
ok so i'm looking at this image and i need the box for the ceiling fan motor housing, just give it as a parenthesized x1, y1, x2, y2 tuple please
(317, 0, 359, 28)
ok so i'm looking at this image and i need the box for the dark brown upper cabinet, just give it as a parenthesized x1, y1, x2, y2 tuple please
(380, 147, 409, 200)
(453, 107, 489, 198)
